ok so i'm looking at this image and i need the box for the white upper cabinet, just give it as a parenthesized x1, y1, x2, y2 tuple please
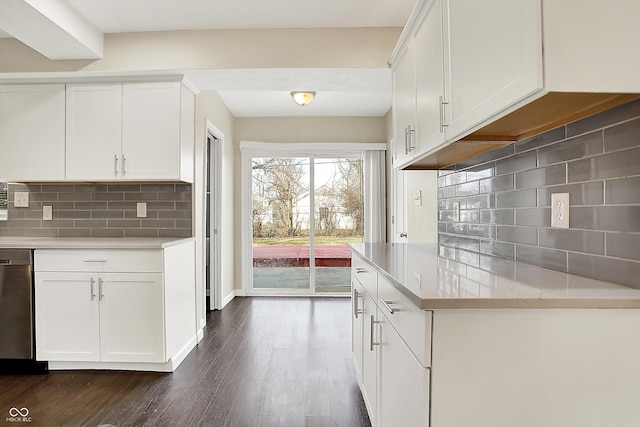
(66, 84, 123, 181)
(66, 81, 194, 182)
(122, 82, 182, 181)
(392, 41, 416, 166)
(0, 85, 66, 181)
(392, 0, 447, 167)
(392, 0, 640, 169)
(445, 0, 542, 140)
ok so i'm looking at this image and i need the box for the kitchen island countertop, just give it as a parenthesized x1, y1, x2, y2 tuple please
(349, 243, 640, 310)
(0, 236, 194, 250)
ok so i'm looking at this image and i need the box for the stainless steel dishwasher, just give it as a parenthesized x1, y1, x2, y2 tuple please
(0, 249, 47, 373)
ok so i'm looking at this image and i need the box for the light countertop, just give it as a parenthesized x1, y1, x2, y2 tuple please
(0, 236, 195, 250)
(349, 243, 640, 309)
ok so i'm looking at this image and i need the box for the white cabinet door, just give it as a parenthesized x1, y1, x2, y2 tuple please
(392, 40, 416, 166)
(351, 277, 365, 382)
(0, 85, 66, 181)
(66, 84, 123, 181)
(122, 82, 181, 180)
(445, 0, 542, 139)
(35, 272, 100, 362)
(361, 290, 378, 426)
(414, 0, 447, 154)
(379, 310, 430, 427)
(99, 272, 165, 363)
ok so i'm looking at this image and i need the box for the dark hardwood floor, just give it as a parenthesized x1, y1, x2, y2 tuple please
(0, 297, 371, 427)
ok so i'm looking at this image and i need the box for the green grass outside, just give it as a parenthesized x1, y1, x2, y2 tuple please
(253, 236, 363, 246)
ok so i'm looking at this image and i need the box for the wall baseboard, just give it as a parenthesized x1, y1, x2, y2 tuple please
(221, 290, 237, 308)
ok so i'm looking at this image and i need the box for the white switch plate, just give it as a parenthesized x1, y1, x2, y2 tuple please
(551, 193, 570, 228)
(413, 191, 422, 206)
(137, 202, 147, 218)
(43, 205, 53, 221)
(14, 192, 29, 207)
(413, 272, 422, 289)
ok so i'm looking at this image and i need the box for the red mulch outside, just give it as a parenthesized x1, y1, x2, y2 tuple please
(252, 245, 352, 267)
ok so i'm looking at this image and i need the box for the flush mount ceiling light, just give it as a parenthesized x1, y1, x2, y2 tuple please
(291, 91, 316, 106)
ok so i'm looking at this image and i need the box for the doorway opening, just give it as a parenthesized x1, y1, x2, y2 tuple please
(205, 131, 222, 310)
(249, 154, 364, 294)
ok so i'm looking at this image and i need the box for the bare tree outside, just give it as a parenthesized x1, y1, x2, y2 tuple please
(252, 156, 364, 293)
(252, 157, 309, 238)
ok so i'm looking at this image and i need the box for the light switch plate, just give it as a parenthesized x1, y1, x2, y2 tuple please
(137, 202, 147, 218)
(413, 191, 422, 206)
(551, 193, 570, 228)
(14, 192, 29, 208)
(43, 206, 53, 221)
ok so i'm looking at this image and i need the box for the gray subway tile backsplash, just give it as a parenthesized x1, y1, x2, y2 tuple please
(0, 183, 192, 238)
(515, 164, 566, 190)
(537, 131, 603, 166)
(567, 147, 640, 182)
(604, 118, 640, 152)
(438, 98, 640, 288)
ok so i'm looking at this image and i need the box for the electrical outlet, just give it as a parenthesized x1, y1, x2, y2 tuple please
(14, 192, 29, 208)
(453, 201, 460, 222)
(43, 206, 53, 221)
(551, 193, 570, 228)
(137, 202, 147, 218)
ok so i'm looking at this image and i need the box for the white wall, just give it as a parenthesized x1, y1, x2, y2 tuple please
(234, 116, 388, 290)
(405, 170, 438, 243)
(0, 28, 401, 72)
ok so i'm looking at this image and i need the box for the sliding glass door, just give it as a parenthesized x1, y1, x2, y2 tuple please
(252, 157, 311, 291)
(250, 154, 364, 294)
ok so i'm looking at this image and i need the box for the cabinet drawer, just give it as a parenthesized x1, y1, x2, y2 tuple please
(35, 249, 163, 273)
(352, 255, 377, 300)
(378, 275, 432, 367)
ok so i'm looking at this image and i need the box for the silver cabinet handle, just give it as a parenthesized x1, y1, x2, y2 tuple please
(90, 277, 96, 301)
(122, 155, 127, 177)
(98, 278, 104, 301)
(407, 125, 415, 152)
(439, 95, 449, 133)
(83, 259, 107, 263)
(355, 267, 367, 274)
(380, 299, 396, 315)
(370, 315, 381, 352)
(353, 288, 362, 318)
(400, 232, 407, 238)
(114, 155, 119, 178)
(404, 126, 410, 155)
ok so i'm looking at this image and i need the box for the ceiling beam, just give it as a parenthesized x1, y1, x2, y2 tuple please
(0, 0, 103, 59)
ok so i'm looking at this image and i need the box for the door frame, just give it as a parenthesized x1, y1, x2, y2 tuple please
(205, 121, 223, 310)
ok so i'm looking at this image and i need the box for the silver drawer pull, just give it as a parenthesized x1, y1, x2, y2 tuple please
(99, 278, 105, 301)
(90, 277, 96, 301)
(83, 259, 107, 263)
(352, 288, 362, 318)
(380, 299, 396, 315)
(355, 267, 367, 274)
(370, 315, 381, 351)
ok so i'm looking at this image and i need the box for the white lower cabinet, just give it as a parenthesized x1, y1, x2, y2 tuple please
(35, 271, 163, 363)
(378, 308, 430, 427)
(34, 242, 197, 372)
(352, 260, 430, 427)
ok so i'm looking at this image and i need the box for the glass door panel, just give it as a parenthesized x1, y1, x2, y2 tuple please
(313, 157, 364, 293)
(251, 157, 311, 291)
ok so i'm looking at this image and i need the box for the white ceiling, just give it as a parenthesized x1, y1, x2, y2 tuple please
(0, 0, 416, 117)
